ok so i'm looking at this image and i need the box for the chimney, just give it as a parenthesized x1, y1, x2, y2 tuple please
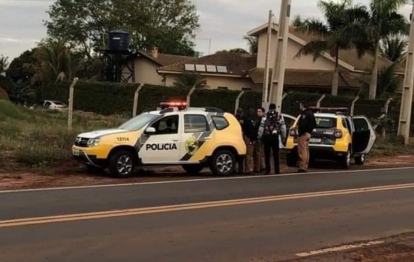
(151, 47, 158, 58)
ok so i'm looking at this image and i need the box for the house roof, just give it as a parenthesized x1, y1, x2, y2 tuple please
(158, 52, 257, 76)
(248, 23, 397, 72)
(249, 68, 363, 88)
(136, 51, 197, 67)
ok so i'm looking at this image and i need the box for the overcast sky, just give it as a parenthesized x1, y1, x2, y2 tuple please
(0, 0, 412, 60)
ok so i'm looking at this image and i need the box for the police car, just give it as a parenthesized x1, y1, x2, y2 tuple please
(72, 101, 247, 177)
(285, 107, 377, 168)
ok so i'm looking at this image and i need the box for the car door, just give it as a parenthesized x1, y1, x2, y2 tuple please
(351, 116, 376, 154)
(179, 114, 212, 163)
(139, 114, 181, 164)
(280, 113, 296, 149)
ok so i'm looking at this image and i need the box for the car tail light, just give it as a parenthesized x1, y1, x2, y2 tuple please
(334, 129, 342, 138)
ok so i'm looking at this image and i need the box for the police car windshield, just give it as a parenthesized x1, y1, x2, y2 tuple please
(119, 113, 160, 131)
(315, 117, 337, 128)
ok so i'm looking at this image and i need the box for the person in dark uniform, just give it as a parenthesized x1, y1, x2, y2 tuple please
(235, 108, 256, 174)
(262, 103, 286, 174)
(297, 101, 316, 173)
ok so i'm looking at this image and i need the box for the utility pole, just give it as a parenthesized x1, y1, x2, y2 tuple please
(269, 0, 291, 112)
(398, 2, 414, 145)
(262, 10, 273, 109)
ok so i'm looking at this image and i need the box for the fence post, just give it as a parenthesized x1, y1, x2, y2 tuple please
(68, 77, 79, 131)
(132, 84, 144, 117)
(316, 94, 326, 107)
(350, 96, 359, 116)
(234, 91, 245, 114)
(282, 92, 287, 100)
(186, 86, 196, 106)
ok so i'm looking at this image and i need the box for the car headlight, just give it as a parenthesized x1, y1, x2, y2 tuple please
(87, 138, 100, 147)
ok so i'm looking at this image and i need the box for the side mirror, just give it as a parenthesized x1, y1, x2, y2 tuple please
(145, 127, 156, 134)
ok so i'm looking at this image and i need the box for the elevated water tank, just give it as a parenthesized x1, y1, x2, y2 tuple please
(108, 30, 130, 51)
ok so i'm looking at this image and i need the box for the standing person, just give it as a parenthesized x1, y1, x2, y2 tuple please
(253, 107, 266, 173)
(297, 101, 316, 173)
(235, 108, 256, 174)
(262, 103, 286, 174)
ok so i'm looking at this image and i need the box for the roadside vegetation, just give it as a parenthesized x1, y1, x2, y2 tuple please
(0, 100, 125, 172)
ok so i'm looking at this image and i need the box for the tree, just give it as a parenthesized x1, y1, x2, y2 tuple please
(380, 35, 407, 62)
(292, 15, 304, 27)
(0, 55, 9, 74)
(173, 72, 206, 89)
(215, 48, 249, 54)
(294, 0, 363, 96)
(6, 49, 38, 82)
(45, 0, 199, 56)
(350, 0, 408, 99)
(243, 36, 258, 54)
(360, 61, 402, 97)
(30, 39, 73, 85)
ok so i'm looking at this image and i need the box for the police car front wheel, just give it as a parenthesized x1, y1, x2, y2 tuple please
(109, 150, 136, 178)
(210, 149, 236, 176)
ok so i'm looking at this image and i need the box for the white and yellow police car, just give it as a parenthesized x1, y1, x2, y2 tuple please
(72, 102, 246, 178)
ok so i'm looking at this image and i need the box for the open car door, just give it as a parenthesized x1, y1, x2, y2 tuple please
(279, 113, 297, 149)
(351, 116, 376, 155)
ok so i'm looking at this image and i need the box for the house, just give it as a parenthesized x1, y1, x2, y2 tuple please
(157, 23, 398, 94)
(125, 47, 197, 85)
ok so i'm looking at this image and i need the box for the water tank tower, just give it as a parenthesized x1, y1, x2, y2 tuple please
(96, 30, 135, 83)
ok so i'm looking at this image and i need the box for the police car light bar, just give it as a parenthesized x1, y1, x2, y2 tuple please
(309, 106, 349, 115)
(160, 101, 188, 110)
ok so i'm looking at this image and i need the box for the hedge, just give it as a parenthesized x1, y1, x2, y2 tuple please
(43, 81, 413, 132)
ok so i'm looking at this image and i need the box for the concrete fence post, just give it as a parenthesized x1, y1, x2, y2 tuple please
(350, 96, 359, 116)
(373, 98, 393, 137)
(234, 91, 245, 114)
(132, 84, 144, 117)
(282, 93, 287, 100)
(186, 86, 196, 106)
(68, 77, 79, 131)
(316, 94, 326, 107)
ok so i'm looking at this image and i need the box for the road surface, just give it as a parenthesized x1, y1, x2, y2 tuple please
(1, 167, 414, 262)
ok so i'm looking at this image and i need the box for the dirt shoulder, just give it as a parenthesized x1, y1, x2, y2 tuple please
(1, 155, 413, 191)
(284, 232, 414, 262)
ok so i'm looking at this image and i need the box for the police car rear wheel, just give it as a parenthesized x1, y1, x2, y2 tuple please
(109, 150, 136, 178)
(210, 150, 236, 176)
(182, 164, 204, 175)
(340, 148, 351, 169)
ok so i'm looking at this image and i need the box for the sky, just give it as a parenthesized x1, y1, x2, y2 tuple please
(0, 0, 413, 60)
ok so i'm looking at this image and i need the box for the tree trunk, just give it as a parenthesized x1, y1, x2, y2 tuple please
(331, 51, 339, 96)
(369, 43, 379, 100)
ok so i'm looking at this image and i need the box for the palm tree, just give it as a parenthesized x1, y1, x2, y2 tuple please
(173, 72, 206, 89)
(31, 39, 73, 85)
(380, 35, 407, 62)
(350, 0, 408, 99)
(0, 55, 9, 75)
(294, 0, 362, 96)
(243, 36, 258, 54)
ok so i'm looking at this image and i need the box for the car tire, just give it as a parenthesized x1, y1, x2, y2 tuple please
(286, 151, 298, 167)
(209, 149, 236, 176)
(340, 147, 351, 169)
(355, 154, 365, 165)
(182, 164, 204, 175)
(108, 150, 136, 178)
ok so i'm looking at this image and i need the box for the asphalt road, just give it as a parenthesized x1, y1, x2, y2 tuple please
(1, 167, 414, 262)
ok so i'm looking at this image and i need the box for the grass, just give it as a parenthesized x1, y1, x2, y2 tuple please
(371, 135, 414, 157)
(0, 100, 126, 171)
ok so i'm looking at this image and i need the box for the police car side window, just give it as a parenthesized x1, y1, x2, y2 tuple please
(184, 115, 209, 133)
(151, 115, 179, 135)
(212, 116, 229, 130)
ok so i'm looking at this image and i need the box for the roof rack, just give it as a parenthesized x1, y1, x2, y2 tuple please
(309, 106, 349, 115)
